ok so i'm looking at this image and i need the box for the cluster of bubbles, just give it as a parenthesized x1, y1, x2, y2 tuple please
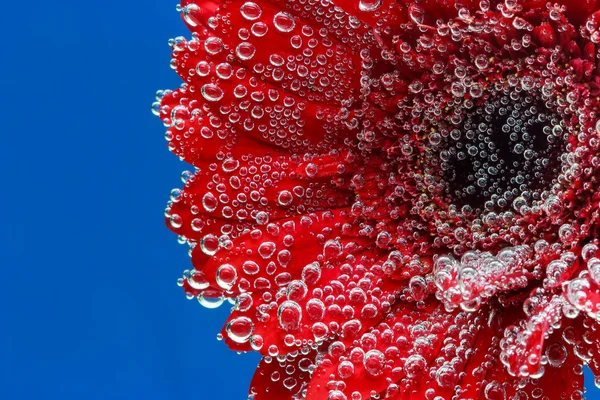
(338, 0, 600, 261)
(433, 246, 532, 312)
(566, 243, 600, 321)
(193, 0, 371, 100)
(498, 294, 572, 380)
(166, 154, 341, 232)
(171, 204, 399, 358)
(153, 0, 377, 154)
(436, 88, 566, 210)
(379, 68, 581, 255)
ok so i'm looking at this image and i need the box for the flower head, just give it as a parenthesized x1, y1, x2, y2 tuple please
(155, 0, 600, 398)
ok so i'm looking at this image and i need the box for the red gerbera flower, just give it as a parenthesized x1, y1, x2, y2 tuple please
(154, 0, 600, 398)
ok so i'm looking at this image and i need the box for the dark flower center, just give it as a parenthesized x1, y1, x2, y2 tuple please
(441, 89, 566, 211)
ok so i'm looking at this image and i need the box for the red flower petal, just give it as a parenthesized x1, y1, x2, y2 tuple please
(453, 307, 509, 399)
(248, 350, 317, 399)
(499, 294, 565, 378)
(166, 153, 353, 242)
(220, 237, 396, 355)
(158, 88, 285, 166)
(526, 0, 600, 25)
(182, 208, 359, 298)
(306, 300, 450, 399)
(568, 317, 600, 378)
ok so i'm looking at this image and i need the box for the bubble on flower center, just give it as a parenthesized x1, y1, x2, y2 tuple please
(439, 89, 565, 211)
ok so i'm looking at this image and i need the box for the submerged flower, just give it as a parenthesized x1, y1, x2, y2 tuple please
(154, 0, 600, 398)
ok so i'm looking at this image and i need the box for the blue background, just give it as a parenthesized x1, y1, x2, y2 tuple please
(0, 1, 597, 399)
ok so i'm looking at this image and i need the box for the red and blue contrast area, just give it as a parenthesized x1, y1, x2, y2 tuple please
(0, 0, 599, 399)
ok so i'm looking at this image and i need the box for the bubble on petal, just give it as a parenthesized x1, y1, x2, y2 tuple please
(240, 2, 262, 20)
(273, 12, 295, 32)
(358, 0, 382, 12)
(226, 316, 254, 343)
(278, 300, 302, 331)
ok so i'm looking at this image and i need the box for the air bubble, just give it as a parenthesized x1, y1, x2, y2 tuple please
(273, 12, 295, 32)
(226, 317, 254, 343)
(236, 42, 256, 60)
(216, 264, 237, 290)
(278, 300, 302, 331)
(240, 2, 262, 20)
(201, 84, 224, 102)
(358, 0, 382, 12)
(363, 350, 385, 376)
